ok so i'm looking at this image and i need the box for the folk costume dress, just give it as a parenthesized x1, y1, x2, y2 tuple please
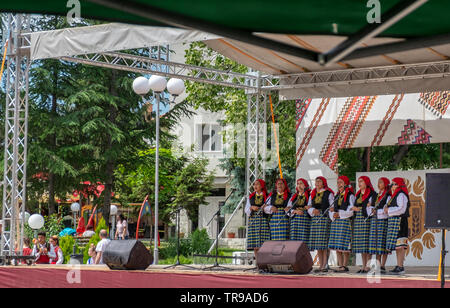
(352, 176, 377, 254)
(307, 177, 334, 251)
(265, 179, 292, 241)
(286, 179, 311, 244)
(328, 176, 355, 252)
(245, 180, 271, 249)
(368, 178, 391, 256)
(386, 178, 410, 252)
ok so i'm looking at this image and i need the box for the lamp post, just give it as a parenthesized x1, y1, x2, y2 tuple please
(28, 214, 45, 241)
(133, 75, 185, 264)
(110, 205, 118, 240)
(70, 202, 80, 230)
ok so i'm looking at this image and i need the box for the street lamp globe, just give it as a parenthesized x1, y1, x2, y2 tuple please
(167, 78, 185, 97)
(71, 202, 80, 212)
(28, 214, 45, 230)
(148, 75, 167, 93)
(132, 76, 151, 95)
(110, 205, 118, 216)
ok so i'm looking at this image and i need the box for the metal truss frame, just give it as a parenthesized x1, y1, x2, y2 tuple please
(1, 14, 31, 255)
(262, 60, 450, 90)
(4, 12, 450, 256)
(61, 52, 259, 90)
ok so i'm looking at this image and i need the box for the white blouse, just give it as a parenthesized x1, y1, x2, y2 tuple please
(387, 192, 408, 217)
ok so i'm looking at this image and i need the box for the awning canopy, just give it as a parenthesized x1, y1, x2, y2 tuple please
(4, 0, 450, 97)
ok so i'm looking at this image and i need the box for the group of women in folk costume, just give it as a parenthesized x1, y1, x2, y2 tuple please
(245, 176, 410, 274)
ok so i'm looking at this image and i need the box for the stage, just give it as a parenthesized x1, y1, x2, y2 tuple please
(0, 265, 448, 288)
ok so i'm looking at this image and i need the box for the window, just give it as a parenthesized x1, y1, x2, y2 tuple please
(197, 124, 223, 152)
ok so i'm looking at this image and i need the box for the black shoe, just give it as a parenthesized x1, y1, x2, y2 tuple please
(356, 269, 363, 274)
(390, 266, 405, 275)
(380, 266, 386, 274)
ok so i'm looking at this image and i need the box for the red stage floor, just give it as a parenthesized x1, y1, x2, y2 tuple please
(0, 265, 448, 288)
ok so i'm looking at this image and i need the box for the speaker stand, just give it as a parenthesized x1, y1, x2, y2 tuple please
(164, 208, 197, 270)
(202, 191, 237, 271)
(441, 229, 447, 288)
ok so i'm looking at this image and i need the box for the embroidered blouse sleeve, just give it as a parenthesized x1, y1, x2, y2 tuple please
(264, 196, 273, 214)
(245, 198, 252, 216)
(388, 193, 408, 217)
(339, 194, 355, 219)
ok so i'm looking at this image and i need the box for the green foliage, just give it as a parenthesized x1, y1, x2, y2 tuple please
(190, 229, 212, 255)
(169, 156, 214, 224)
(158, 255, 193, 265)
(59, 235, 78, 264)
(159, 238, 192, 259)
(95, 217, 108, 234)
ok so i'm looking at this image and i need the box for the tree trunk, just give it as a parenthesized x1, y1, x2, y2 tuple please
(361, 147, 370, 172)
(48, 173, 56, 215)
(392, 145, 409, 167)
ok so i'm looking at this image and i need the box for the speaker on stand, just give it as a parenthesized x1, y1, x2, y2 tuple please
(425, 173, 450, 288)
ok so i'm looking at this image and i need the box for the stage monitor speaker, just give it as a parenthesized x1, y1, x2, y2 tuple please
(103, 240, 153, 270)
(256, 241, 313, 274)
(425, 173, 450, 229)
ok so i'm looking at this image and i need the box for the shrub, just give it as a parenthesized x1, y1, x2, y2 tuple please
(82, 217, 107, 263)
(60, 235, 78, 264)
(190, 229, 211, 255)
(159, 237, 192, 259)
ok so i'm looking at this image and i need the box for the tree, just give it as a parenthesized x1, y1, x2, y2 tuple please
(170, 156, 214, 228)
(184, 42, 297, 210)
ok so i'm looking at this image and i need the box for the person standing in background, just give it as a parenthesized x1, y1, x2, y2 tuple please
(115, 214, 129, 240)
(95, 230, 111, 264)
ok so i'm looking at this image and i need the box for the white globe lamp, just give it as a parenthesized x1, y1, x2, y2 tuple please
(132, 76, 151, 96)
(28, 214, 45, 230)
(70, 202, 80, 212)
(110, 205, 118, 216)
(167, 78, 185, 97)
(148, 75, 167, 93)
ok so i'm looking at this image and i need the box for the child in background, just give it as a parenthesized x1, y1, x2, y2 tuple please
(87, 244, 96, 265)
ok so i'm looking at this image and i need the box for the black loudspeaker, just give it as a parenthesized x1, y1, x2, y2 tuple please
(103, 240, 153, 270)
(425, 173, 450, 229)
(256, 241, 313, 274)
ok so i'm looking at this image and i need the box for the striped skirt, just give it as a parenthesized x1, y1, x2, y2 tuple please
(269, 211, 289, 241)
(352, 211, 371, 254)
(386, 216, 402, 252)
(247, 213, 271, 249)
(290, 213, 311, 244)
(368, 218, 389, 255)
(328, 218, 352, 251)
(309, 214, 330, 251)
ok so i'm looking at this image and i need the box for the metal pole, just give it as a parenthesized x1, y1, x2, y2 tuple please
(154, 93, 160, 264)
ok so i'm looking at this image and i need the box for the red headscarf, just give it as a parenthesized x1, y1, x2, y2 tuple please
(377, 177, 391, 201)
(356, 176, 375, 201)
(249, 179, 268, 201)
(391, 177, 409, 199)
(338, 175, 354, 201)
(272, 178, 290, 201)
(310, 176, 334, 200)
(290, 178, 311, 202)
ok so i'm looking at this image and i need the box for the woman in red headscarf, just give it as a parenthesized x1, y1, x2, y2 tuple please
(245, 179, 270, 252)
(265, 179, 292, 241)
(368, 177, 391, 273)
(328, 175, 355, 272)
(286, 178, 311, 244)
(307, 176, 334, 272)
(353, 176, 378, 273)
(384, 177, 410, 275)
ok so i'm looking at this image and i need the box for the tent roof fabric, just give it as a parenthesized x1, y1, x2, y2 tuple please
(2, 0, 450, 37)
